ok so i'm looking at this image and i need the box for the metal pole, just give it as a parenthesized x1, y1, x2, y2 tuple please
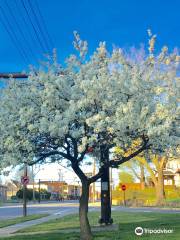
(123, 191, 126, 206)
(38, 179, 41, 203)
(23, 163, 27, 217)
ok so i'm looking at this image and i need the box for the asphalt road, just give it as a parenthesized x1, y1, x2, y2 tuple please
(0, 201, 79, 219)
(0, 201, 180, 219)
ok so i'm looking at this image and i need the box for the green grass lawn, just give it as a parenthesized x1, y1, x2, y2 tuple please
(0, 212, 179, 239)
(0, 214, 49, 228)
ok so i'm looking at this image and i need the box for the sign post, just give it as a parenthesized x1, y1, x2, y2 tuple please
(121, 184, 126, 206)
(21, 164, 29, 217)
(38, 179, 41, 203)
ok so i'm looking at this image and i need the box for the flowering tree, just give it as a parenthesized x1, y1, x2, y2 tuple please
(0, 32, 179, 240)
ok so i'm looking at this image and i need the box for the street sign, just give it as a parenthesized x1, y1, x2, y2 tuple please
(21, 176, 29, 185)
(121, 184, 126, 191)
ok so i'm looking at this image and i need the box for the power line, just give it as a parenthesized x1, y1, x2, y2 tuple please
(0, 6, 29, 65)
(14, 0, 40, 63)
(4, 0, 37, 64)
(27, 0, 51, 54)
(34, 0, 54, 50)
(21, 0, 47, 54)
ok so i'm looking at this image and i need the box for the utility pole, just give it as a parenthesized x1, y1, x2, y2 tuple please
(31, 165, 42, 202)
(58, 169, 64, 182)
(58, 169, 64, 198)
(99, 145, 113, 225)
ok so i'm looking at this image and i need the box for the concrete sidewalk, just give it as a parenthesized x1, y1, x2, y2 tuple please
(0, 209, 78, 238)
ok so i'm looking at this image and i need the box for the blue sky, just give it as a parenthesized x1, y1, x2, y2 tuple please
(0, 0, 179, 72)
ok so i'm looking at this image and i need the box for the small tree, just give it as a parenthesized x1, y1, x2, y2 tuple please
(0, 32, 179, 240)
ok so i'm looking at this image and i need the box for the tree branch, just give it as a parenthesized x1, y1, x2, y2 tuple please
(29, 150, 72, 166)
(110, 135, 150, 168)
(71, 162, 87, 182)
(78, 145, 89, 163)
(88, 167, 104, 184)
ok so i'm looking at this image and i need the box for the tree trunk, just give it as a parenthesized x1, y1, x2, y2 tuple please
(140, 162, 146, 190)
(155, 167, 165, 205)
(79, 181, 92, 240)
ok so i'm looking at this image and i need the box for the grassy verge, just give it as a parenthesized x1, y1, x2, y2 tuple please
(0, 214, 49, 228)
(112, 187, 180, 207)
(0, 211, 179, 239)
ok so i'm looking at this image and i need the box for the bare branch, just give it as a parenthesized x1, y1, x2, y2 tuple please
(28, 150, 72, 166)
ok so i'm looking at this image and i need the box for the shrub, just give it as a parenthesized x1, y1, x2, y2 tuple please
(16, 188, 51, 200)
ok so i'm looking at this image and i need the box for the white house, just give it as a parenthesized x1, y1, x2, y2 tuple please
(164, 159, 180, 186)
